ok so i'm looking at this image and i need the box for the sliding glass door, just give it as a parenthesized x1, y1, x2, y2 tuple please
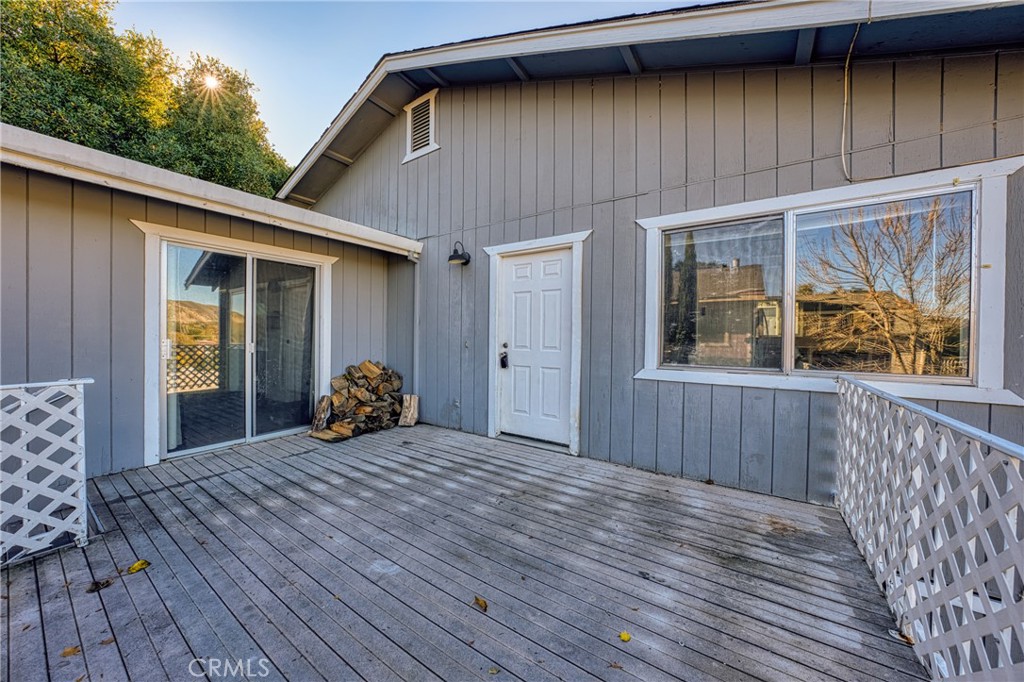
(254, 259, 316, 436)
(163, 244, 317, 456)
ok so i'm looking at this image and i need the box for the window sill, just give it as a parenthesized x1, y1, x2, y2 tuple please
(633, 367, 1024, 406)
(401, 143, 440, 165)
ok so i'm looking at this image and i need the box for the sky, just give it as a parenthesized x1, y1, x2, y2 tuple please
(111, 0, 689, 165)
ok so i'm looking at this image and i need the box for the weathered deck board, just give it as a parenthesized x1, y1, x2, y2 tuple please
(317, 430, 922, 679)
(2, 426, 926, 681)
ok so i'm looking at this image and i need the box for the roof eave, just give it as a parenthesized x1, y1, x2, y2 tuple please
(276, 0, 1014, 202)
(1, 124, 422, 260)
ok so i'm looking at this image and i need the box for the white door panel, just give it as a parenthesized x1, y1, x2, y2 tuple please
(497, 248, 572, 444)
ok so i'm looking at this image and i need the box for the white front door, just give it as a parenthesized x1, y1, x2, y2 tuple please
(497, 247, 572, 444)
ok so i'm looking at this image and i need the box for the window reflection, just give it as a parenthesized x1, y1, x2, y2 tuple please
(795, 191, 972, 376)
(662, 218, 784, 369)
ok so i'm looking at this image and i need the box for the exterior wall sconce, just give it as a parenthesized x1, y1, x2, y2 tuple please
(448, 241, 471, 266)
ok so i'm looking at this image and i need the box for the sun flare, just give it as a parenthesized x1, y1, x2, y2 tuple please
(202, 74, 220, 90)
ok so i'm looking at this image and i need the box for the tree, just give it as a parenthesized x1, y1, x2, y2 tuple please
(1, 0, 150, 154)
(160, 56, 291, 197)
(1, 0, 291, 197)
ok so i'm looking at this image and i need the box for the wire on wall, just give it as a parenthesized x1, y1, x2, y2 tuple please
(840, 22, 863, 183)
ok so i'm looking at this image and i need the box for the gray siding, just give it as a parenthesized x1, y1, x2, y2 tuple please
(0, 165, 389, 476)
(314, 52, 1024, 502)
(1006, 167, 1024, 401)
(385, 255, 416, 389)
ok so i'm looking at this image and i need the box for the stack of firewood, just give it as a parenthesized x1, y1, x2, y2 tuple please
(309, 360, 417, 442)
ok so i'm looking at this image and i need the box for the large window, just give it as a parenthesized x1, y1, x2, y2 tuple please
(662, 218, 783, 369)
(659, 188, 974, 379)
(794, 191, 972, 377)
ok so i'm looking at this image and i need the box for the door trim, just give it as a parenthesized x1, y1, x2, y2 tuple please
(483, 230, 591, 455)
(135, 220, 337, 466)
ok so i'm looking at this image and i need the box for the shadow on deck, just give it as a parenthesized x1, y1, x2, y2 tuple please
(2, 425, 926, 681)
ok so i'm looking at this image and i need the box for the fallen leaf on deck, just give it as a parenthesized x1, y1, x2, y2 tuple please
(619, 631, 631, 642)
(100, 637, 115, 645)
(333, 595, 342, 601)
(61, 645, 82, 657)
(629, 607, 639, 612)
(609, 662, 624, 670)
(85, 578, 115, 593)
(75, 675, 86, 682)
(22, 624, 32, 631)
(126, 559, 150, 574)
(473, 596, 488, 613)
(487, 667, 499, 675)
(888, 629, 915, 645)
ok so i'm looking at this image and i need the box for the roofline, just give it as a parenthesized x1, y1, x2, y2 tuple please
(0, 124, 422, 260)
(277, 0, 1016, 200)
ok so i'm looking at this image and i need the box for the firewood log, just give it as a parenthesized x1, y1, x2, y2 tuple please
(310, 429, 345, 442)
(312, 395, 332, 431)
(359, 360, 383, 380)
(399, 395, 419, 427)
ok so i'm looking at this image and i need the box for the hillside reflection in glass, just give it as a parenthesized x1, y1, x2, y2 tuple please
(795, 191, 972, 376)
(166, 245, 247, 452)
(662, 218, 784, 369)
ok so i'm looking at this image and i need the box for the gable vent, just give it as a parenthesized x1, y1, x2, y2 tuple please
(410, 100, 432, 152)
(403, 89, 439, 164)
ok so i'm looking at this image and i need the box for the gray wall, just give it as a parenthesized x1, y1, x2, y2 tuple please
(385, 255, 416, 390)
(1006, 167, 1024, 401)
(0, 165, 390, 476)
(313, 52, 1024, 502)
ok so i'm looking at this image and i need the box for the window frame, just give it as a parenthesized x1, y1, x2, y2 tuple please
(401, 89, 440, 164)
(660, 215, 787, 374)
(637, 158, 1021, 405)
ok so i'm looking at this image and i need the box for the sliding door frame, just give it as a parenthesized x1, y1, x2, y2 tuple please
(135, 220, 337, 465)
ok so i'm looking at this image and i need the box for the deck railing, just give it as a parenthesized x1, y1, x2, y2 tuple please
(167, 344, 220, 392)
(1, 379, 93, 566)
(836, 376, 1024, 681)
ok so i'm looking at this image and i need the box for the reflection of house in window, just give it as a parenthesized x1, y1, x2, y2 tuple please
(795, 290, 969, 376)
(689, 259, 781, 368)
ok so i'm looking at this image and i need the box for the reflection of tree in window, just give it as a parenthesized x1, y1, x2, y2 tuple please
(795, 191, 972, 376)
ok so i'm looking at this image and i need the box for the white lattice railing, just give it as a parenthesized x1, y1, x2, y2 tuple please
(1, 379, 93, 566)
(836, 376, 1024, 681)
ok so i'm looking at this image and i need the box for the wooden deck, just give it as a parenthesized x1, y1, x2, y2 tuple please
(3, 425, 926, 681)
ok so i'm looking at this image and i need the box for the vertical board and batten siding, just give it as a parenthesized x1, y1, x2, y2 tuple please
(313, 52, 1024, 503)
(1006, 167, 1024, 402)
(0, 165, 389, 476)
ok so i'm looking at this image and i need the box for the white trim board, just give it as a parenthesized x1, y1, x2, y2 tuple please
(484, 230, 592, 455)
(0, 123, 422, 260)
(638, 157, 1024, 407)
(135, 220, 338, 466)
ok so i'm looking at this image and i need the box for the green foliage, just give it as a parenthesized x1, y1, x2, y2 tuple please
(163, 56, 291, 197)
(0, 0, 291, 197)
